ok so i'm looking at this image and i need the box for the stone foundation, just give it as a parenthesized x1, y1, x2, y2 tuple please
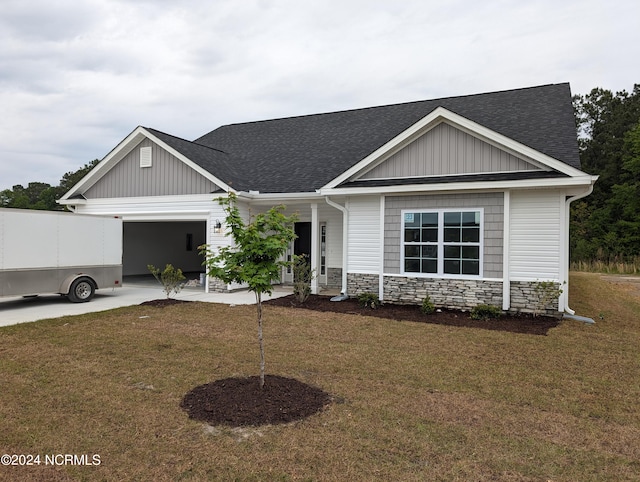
(510, 281, 561, 316)
(207, 277, 228, 293)
(347, 273, 379, 296)
(325, 268, 343, 290)
(383, 275, 503, 311)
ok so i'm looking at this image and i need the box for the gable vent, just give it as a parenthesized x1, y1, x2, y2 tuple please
(140, 146, 152, 168)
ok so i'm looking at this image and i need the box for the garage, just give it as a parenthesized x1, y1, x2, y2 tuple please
(122, 221, 207, 282)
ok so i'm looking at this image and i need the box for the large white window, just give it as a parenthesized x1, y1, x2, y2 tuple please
(402, 209, 483, 277)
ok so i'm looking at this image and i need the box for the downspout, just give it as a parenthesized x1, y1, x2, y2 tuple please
(325, 196, 349, 299)
(563, 182, 596, 315)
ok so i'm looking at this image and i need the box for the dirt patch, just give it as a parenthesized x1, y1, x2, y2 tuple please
(601, 275, 640, 298)
(265, 294, 560, 336)
(181, 375, 332, 427)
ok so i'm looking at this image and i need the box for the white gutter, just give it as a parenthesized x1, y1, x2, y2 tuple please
(563, 179, 597, 315)
(325, 196, 349, 296)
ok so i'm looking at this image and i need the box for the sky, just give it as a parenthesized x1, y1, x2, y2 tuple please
(0, 0, 638, 190)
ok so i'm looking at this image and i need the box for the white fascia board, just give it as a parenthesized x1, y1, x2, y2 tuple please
(59, 127, 234, 201)
(59, 126, 147, 201)
(60, 193, 219, 206)
(320, 175, 598, 197)
(321, 107, 587, 190)
(236, 191, 325, 204)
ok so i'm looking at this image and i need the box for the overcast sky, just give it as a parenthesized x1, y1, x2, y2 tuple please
(0, 0, 637, 190)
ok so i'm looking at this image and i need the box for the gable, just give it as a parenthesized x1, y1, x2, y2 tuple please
(84, 138, 220, 199)
(358, 122, 544, 181)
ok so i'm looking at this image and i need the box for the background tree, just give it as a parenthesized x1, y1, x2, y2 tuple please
(0, 159, 99, 210)
(571, 85, 640, 262)
(200, 193, 297, 389)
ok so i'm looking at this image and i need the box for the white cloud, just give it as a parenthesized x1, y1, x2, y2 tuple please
(0, 0, 637, 189)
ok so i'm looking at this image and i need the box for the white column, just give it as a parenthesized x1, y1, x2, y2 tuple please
(310, 203, 319, 294)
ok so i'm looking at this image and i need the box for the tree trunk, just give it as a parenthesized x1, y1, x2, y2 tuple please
(256, 292, 265, 389)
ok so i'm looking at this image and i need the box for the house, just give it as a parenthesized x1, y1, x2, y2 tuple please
(59, 83, 597, 315)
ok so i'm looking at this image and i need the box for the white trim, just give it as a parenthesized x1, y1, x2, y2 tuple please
(502, 190, 511, 310)
(322, 107, 588, 190)
(379, 196, 385, 301)
(321, 175, 598, 197)
(311, 203, 319, 295)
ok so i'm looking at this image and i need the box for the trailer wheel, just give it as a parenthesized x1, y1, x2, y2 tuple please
(68, 277, 95, 303)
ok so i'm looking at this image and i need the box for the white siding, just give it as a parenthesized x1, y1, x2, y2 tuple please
(347, 196, 381, 273)
(509, 190, 562, 281)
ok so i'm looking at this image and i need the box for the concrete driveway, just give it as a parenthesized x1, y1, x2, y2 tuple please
(0, 282, 293, 328)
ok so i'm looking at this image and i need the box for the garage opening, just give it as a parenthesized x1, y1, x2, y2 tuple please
(122, 221, 207, 287)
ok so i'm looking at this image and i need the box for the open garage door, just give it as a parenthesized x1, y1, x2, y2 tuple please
(123, 221, 206, 278)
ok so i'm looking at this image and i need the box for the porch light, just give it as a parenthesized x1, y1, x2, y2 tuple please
(214, 219, 222, 233)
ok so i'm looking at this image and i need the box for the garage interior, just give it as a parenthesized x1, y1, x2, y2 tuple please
(122, 221, 207, 287)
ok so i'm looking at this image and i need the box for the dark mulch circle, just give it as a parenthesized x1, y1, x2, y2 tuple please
(265, 294, 561, 336)
(139, 298, 190, 308)
(181, 375, 332, 427)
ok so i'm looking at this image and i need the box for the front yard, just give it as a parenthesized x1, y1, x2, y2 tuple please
(0, 272, 638, 481)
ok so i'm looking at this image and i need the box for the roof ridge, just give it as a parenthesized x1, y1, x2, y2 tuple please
(212, 83, 570, 129)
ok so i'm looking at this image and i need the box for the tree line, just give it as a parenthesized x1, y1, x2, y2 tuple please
(0, 160, 98, 211)
(572, 84, 640, 262)
(2, 85, 639, 263)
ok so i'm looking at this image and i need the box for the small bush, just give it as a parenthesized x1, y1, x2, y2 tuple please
(471, 304, 503, 320)
(148, 264, 186, 299)
(357, 292, 381, 309)
(292, 254, 315, 304)
(421, 296, 435, 315)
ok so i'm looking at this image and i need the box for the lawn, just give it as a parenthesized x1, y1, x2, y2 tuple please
(1, 272, 639, 481)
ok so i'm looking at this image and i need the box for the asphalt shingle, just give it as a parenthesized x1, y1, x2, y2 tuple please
(150, 83, 581, 194)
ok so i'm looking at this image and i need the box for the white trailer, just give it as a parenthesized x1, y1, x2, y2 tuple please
(0, 208, 122, 302)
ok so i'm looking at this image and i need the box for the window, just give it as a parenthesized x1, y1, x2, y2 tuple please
(402, 209, 482, 277)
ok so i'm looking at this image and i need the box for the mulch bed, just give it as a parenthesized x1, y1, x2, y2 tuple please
(265, 294, 561, 336)
(180, 375, 331, 427)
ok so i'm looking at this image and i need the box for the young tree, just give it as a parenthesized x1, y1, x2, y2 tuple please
(200, 193, 297, 389)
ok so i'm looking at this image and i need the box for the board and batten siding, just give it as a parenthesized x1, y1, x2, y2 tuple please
(347, 196, 381, 273)
(85, 139, 219, 198)
(509, 190, 562, 281)
(361, 122, 540, 180)
(384, 193, 504, 279)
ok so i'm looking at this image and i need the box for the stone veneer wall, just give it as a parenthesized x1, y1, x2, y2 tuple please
(347, 273, 379, 296)
(510, 281, 561, 316)
(326, 268, 343, 290)
(208, 277, 228, 293)
(383, 275, 503, 310)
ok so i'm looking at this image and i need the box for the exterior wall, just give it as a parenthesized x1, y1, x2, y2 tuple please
(509, 190, 562, 281)
(346, 196, 381, 273)
(85, 138, 219, 198)
(361, 123, 539, 180)
(384, 192, 504, 278)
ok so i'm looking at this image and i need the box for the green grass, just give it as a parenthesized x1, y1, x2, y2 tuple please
(1, 272, 639, 481)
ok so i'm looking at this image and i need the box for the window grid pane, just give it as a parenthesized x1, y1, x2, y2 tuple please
(403, 210, 481, 276)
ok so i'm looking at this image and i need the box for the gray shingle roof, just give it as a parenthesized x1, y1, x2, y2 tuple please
(151, 83, 581, 194)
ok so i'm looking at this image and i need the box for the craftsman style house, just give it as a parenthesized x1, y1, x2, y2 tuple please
(60, 83, 596, 315)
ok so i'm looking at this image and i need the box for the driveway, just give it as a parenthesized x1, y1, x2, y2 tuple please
(0, 282, 292, 328)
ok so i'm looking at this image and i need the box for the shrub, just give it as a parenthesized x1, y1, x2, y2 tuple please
(292, 254, 316, 304)
(148, 264, 186, 299)
(533, 280, 564, 316)
(357, 292, 381, 309)
(421, 296, 435, 315)
(471, 304, 503, 320)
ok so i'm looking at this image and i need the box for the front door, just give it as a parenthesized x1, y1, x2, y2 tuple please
(283, 222, 311, 284)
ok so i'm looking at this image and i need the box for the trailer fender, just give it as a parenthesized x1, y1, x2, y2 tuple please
(60, 274, 97, 303)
